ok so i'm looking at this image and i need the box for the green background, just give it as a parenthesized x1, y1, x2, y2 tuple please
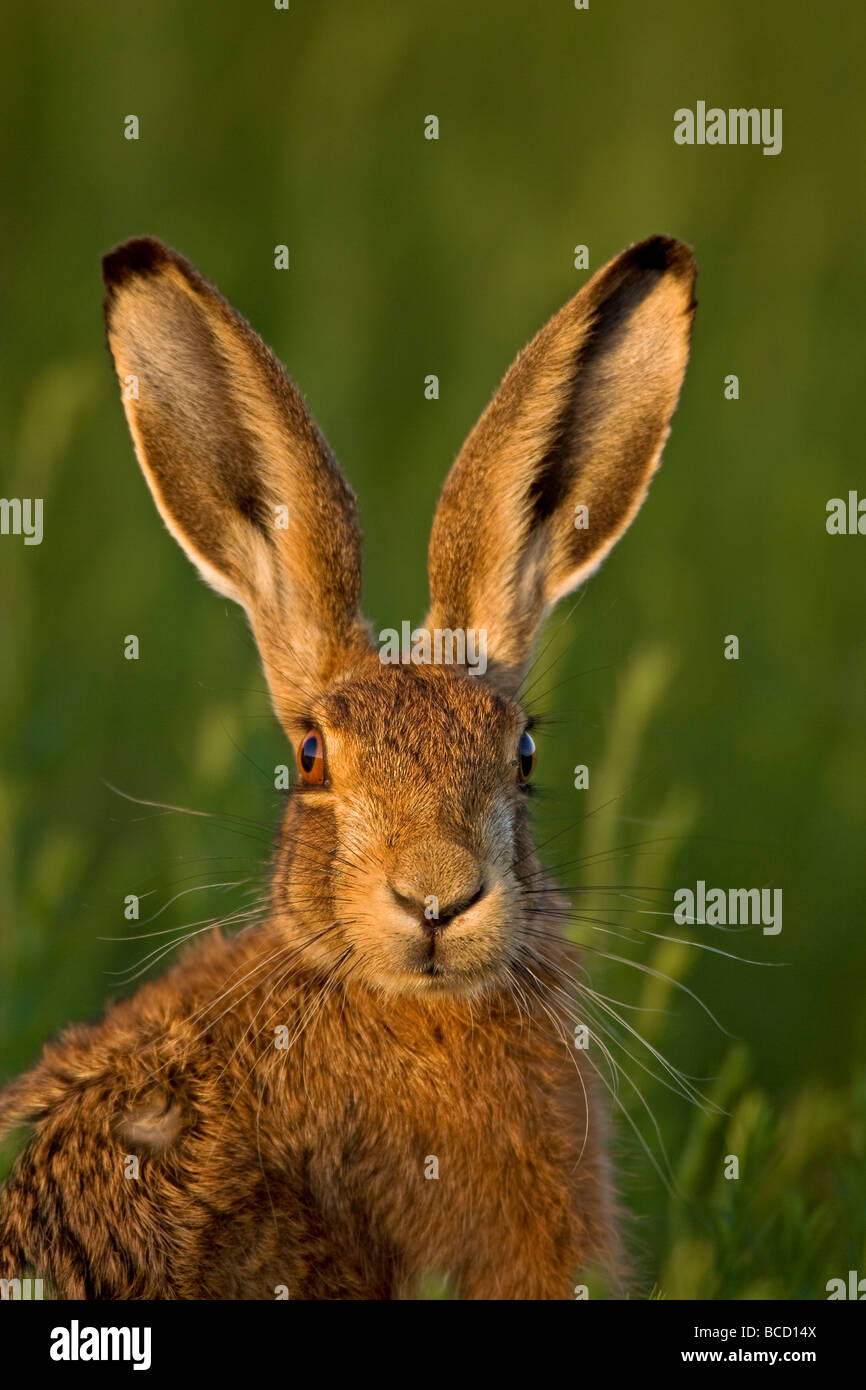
(1, 0, 863, 1298)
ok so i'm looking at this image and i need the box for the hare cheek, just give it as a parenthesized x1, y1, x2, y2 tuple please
(479, 798, 516, 858)
(278, 801, 339, 921)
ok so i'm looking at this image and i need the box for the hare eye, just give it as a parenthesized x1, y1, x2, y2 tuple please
(298, 730, 325, 785)
(517, 730, 536, 784)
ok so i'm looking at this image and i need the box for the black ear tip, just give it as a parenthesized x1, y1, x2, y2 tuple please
(102, 237, 171, 291)
(633, 234, 696, 279)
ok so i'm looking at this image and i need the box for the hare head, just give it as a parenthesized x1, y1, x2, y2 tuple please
(103, 235, 695, 1002)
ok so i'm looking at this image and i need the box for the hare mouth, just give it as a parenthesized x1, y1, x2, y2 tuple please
(404, 933, 509, 995)
(346, 871, 515, 996)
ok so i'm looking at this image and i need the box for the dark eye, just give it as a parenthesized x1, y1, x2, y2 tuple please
(517, 730, 536, 784)
(298, 730, 325, 785)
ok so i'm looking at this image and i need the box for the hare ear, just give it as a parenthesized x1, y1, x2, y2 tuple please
(102, 238, 369, 724)
(424, 235, 696, 696)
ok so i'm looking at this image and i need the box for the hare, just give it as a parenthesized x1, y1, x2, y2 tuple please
(0, 234, 695, 1300)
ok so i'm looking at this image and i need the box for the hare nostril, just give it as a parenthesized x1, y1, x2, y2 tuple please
(388, 880, 487, 929)
(452, 881, 486, 918)
(388, 885, 424, 920)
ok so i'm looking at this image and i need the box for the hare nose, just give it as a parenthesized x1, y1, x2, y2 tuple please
(387, 841, 486, 928)
(389, 880, 486, 928)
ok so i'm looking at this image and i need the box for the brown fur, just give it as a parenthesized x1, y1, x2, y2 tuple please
(0, 235, 695, 1299)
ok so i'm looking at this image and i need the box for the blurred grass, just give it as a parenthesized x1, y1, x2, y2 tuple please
(562, 651, 866, 1298)
(0, 0, 864, 1297)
